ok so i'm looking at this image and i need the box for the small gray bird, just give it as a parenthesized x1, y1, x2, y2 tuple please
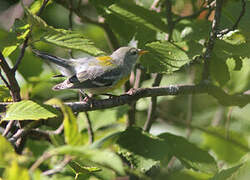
(32, 47, 147, 97)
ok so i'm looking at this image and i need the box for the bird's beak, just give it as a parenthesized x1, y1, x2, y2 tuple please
(138, 50, 149, 56)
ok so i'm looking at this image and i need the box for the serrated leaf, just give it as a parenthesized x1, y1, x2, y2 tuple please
(41, 30, 105, 56)
(158, 133, 218, 174)
(202, 127, 249, 164)
(24, 7, 105, 56)
(141, 41, 190, 73)
(210, 164, 243, 180)
(116, 127, 168, 172)
(46, 99, 85, 146)
(2, 100, 58, 121)
(0, 135, 17, 167)
(108, 2, 167, 33)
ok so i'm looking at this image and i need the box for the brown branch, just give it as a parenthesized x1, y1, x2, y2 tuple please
(202, 0, 223, 80)
(0, 52, 21, 102)
(1, 84, 249, 113)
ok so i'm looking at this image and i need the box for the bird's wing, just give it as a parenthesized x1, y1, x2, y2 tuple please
(67, 66, 123, 89)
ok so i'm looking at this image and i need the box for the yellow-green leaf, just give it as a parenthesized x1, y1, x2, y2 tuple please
(2, 100, 58, 121)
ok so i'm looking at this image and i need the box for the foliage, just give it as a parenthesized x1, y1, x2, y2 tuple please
(0, 0, 250, 180)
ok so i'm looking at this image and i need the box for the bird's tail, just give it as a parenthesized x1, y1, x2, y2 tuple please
(32, 49, 71, 69)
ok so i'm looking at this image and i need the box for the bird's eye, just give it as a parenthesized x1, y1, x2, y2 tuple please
(130, 49, 138, 56)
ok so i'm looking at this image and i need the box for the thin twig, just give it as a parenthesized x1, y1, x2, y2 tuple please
(42, 155, 72, 176)
(2, 120, 15, 137)
(144, 74, 163, 132)
(202, 0, 223, 80)
(30, 152, 53, 172)
(0, 72, 11, 89)
(84, 112, 94, 144)
(11, 38, 29, 73)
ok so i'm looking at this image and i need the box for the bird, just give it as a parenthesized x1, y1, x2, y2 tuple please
(32, 47, 148, 99)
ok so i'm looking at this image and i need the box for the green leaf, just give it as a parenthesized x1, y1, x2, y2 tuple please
(0, 85, 12, 102)
(24, 7, 105, 56)
(69, 160, 101, 174)
(141, 41, 190, 73)
(91, 131, 122, 149)
(210, 53, 230, 86)
(2, 100, 58, 121)
(2, 45, 19, 57)
(41, 30, 105, 56)
(116, 127, 168, 172)
(51, 145, 125, 175)
(0, 135, 17, 167)
(167, 169, 212, 180)
(3, 161, 30, 180)
(2, 19, 30, 57)
(202, 127, 249, 164)
(222, 30, 246, 45)
(9, 49, 43, 80)
(210, 164, 243, 180)
(159, 133, 218, 174)
(46, 99, 85, 146)
(108, 2, 167, 33)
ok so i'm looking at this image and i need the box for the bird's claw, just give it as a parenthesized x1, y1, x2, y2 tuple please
(126, 88, 137, 95)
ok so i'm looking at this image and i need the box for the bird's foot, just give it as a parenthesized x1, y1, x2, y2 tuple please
(126, 88, 137, 95)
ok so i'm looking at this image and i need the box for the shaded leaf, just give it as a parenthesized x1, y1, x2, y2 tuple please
(0, 135, 16, 167)
(3, 161, 30, 180)
(159, 133, 218, 174)
(210, 164, 243, 180)
(108, 2, 167, 33)
(116, 127, 168, 172)
(0, 85, 12, 102)
(91, 131, 122, 149)
(202, 127, 249, 164)
(210, 53, 230, 86)
(2, 100, 58, 121)
(46, 99, 85, 146)
(51, 145, 125, 175)
(141, 41, 190, 73)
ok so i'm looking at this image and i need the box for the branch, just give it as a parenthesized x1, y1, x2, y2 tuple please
(0, 52, 21, 102)
(144, 74, 163, 132)
(202, 0, 223, 80)
(0, 84, 249, 113)
(84, 112, 94, 144)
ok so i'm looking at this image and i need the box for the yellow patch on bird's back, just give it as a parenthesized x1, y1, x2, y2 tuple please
(96, 56, 114, 66)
